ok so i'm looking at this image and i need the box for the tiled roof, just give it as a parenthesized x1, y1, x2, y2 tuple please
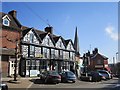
(0, 12, 22, 30)
(22, 28, 32, 37)
(91, 53, 108, 59)
(65, 39, 70, 46)
(65, 39, 75, 49)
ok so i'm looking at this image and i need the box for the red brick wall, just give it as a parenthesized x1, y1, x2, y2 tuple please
(104, 60, 108, 65)
(0, 28, 21, 77)
(0, 29, 21, 49)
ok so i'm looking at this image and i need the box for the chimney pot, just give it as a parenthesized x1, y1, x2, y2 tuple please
(45, 27, 53, 34)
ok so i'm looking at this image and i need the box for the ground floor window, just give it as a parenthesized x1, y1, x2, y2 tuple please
(24, 59, 73, 76)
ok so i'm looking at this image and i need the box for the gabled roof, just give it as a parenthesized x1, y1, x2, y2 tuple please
(22, 28, 32, 37)
(37, 32, 55, 46)
(22, 28, 42, 43)
(53, 36, 66, 47)
(0, 12, 22, 30)
(48, 34, 56, 46)
(39, 32, 48, 40)
(65, 39, 75, 49)
(91, 53, 108, 60)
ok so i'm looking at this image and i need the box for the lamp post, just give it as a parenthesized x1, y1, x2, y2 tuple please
(14, 39, 18, 81)
(116, 52, 118, 63)
(5, 37, 19, 81)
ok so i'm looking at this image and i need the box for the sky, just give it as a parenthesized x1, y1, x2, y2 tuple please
(2, 2, 118, 64)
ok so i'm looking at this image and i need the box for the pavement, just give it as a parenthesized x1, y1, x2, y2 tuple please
(2, 77, 39, 89)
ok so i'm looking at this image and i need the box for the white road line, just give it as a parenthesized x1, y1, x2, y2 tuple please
(26, 82, 33, 90)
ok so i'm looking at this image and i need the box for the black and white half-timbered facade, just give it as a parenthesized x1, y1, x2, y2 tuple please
(20, 27, 75, 77)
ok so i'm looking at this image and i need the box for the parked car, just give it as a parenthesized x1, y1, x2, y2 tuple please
(89, 71, 107, 81)
(60, 70, 76, 83)
(97, 70, 112, 80)
(80, 71, 105, 82)
(40, 71, 61, 84)
(0, 83, 8, 90)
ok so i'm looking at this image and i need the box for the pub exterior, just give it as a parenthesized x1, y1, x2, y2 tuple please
(20, 27, 76, 77)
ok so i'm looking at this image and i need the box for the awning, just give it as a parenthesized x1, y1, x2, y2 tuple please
(0, 48, 15, 55)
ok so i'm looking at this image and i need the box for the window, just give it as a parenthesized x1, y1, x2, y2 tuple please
(51, 49, 55, 59)
(35, 47, 41, 58)
(60, 41, 62, 47)
(26, 60, 30, 66)
(30, 45, 35, 57)
(47, 38, 50, 45)
(3, 18, 10, 26)
(60, 50, 63, 59)
(55, 50, 59, 59)
(30, 33, 34, 43)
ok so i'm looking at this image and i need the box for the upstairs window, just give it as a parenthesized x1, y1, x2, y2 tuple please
(30, 33, 34, 43)
(3, 18, 10, 26)
(60, 41, 62, 47)
(47, 38, 50, 45)
(2, 15, 11, 26)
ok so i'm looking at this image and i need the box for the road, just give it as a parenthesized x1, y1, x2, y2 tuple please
(27, 77, 120, 90)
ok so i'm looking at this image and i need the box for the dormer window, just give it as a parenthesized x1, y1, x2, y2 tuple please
(3, 19, 10, 26)
(2, 15, 11, 26)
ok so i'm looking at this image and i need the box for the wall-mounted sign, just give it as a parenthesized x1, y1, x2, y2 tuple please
(30, 70, 38, 77)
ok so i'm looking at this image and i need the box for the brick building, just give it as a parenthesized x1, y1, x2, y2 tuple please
(0, 10, 22, 77)
(83, 48, 110, 73)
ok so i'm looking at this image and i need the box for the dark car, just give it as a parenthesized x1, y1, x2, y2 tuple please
(60, 71, 76, 83)
(89, 71, 106, 81)
(97, 70, 112, 80)
(0, 83, 8, 90)
(40, 71, 61, 84)
(80, 71, 105, 82)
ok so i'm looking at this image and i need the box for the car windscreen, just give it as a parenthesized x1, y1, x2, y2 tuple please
(67, 71, 75, 76)
(98, 71, 107, 74)
(49, 71, 59, 75)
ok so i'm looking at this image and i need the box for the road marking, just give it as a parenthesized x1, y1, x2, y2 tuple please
(26, 82, 33, 90)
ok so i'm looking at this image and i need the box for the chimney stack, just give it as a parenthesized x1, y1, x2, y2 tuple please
(45, 27, 53, 34)
(92, 48, 98, 55)
(8, 10, 17, 18)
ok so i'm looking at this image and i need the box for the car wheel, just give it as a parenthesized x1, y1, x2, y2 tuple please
(89, 76, 92, 82)
(44, 79, 48, 84)
(56, 82, 59, 84)
(72, 81, 75, 83)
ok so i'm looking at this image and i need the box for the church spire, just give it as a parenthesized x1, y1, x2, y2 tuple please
(74, 27, 80, 56)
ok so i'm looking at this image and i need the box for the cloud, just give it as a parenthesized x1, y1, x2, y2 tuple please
(105, 25, 118, 41)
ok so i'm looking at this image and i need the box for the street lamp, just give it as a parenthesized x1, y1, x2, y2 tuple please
(14, 39, 19, 81)
(116, 52, 118, 63)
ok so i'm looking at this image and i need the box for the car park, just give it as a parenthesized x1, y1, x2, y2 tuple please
(40, 70, 61, 84)
(60, 70, 76, 83)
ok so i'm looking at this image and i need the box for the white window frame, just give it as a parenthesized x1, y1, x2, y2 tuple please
(3, 18, 10, 26)
(2, 15, 11, 26)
